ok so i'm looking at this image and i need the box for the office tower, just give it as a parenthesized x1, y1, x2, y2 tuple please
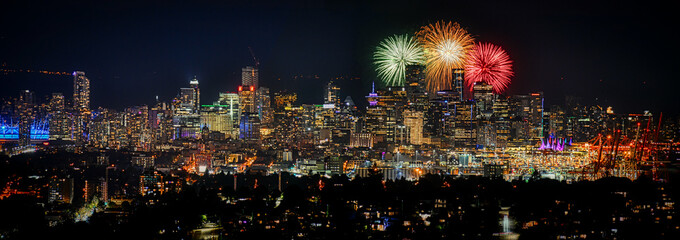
(175, 77, 200, 114)
(215, 92, 240, 137)
(508, 94, 532, 142)
(454, 100, 477, 148)
(403, 109, 424, 145)
(530, 92, 544, 139)
(256, 87, 272, 126)
(173, 114, 201, 139)
(473, 82, 494, 117)
(405, 65, 429, 111)
(426, 90, 457, 139)
(473, 82, 494, 148)
(239, 85, 256, 113)
(324, 81, 341, 105)
(200, 108, 232, 135)
(378, 87, 407, 145)
(189, 76, 200, 113)
(172, 79, 202, 139)
(239, 112, 260, 143)
(548, 105, 566, 138)
(452, 69, 465, 100)
(73, 71, 90, 145)
(18, 90, 34, 147)
(178, 87, 195, 114)
(332, 96, 358, 144)
(177, 77, 200, 114)
(493, 96, 510, 148)
(242, 66, 259, 90)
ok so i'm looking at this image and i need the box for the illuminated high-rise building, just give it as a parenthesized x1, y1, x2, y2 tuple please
(73, 71, 90, 112)
(403, 109, 424, 145)
(473, 82, 494, 148)
(530, 92, 544, 139)
(426, 90, 457, 140)
(200, 108, 232, 135)
(239, 112, 261, 143)
(88, 108, 110, 148)
(239, 85, 256, 113)
(493, 96, 510, 148)
(241, 66, 259, 90)
(380, 87, 407, 145)
(405, 65, 429, 111)
(452, 69, 465, 100)
(177, 76, 200, 114)
(125, 105, 150, 150)
(172, 78, 202, 139)
(547, 105, 566, 138)
(454, 100, 477, 148)
(238, 85, 259, 142)
(256, 87, 272, 126)
(189, 76, 200, 113)
(508, 94, 532, 141)
(215, 92, 240, 137)
(364, 83, 407, 148)
(473, 82, 494, 117)
(178, 88, 195, 114)
(364, 82, 383, 142)
(73, 71, 90, 145)
(324, 81, 340, 105)
(48, 93, 71, 141)
(18, 90, 34, 147)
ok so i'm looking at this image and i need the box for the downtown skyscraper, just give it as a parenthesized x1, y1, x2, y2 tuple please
(18, 90, 34, 147)
(73, 71, 90, 145)
(241, 66, 258, 90)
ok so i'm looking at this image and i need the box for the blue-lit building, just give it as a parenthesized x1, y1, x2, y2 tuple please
(0, 119, 50, 142)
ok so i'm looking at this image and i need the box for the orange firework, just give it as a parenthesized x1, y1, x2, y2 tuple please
(416, 21, 475, 93)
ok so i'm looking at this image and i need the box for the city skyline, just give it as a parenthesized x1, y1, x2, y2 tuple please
(1, 0, 678, 114)
(1, 1, 679, 239)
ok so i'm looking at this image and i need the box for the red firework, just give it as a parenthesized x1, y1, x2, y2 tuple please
(464, 43, 514, 94)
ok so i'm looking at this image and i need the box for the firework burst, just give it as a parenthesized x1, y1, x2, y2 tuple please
(416, 21, 475, 92)
(373, 34, 424, 86)
(464, 43, 514, 94)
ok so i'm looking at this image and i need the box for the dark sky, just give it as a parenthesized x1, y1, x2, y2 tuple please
(1, 0, 677, 114)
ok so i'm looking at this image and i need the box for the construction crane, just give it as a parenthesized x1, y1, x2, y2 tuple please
(579, 113, 666, 180)
(248, 47, 260, 67)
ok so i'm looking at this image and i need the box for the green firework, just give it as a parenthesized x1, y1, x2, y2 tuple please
(373, 34, 424, 86)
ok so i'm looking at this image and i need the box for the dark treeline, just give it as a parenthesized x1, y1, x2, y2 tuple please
(3, 169, 678, 240)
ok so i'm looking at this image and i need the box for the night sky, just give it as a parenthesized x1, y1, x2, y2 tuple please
(1, 0, 677, 114)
